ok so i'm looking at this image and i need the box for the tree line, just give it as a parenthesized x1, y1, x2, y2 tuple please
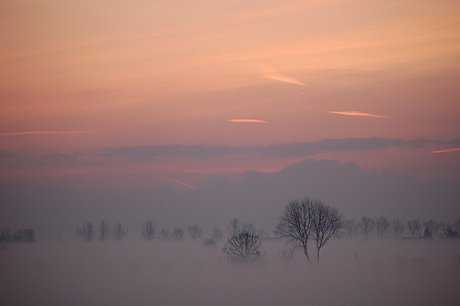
(75, 220, 224, 243)
(0, 227, 36, 244)
(343, 216, 460, 240)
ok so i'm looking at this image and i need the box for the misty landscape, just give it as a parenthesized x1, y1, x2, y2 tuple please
(2, 0, 460, 305)
(2, 160, 460, 305)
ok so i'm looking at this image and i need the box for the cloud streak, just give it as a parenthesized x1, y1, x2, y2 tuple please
(432, 148, 460, 154)
(103, 137, 459, 159)
(163, 176, 197, 189)
(228, 119, 268, 123)
(263, 74, 306, 87)
(326, 111, 392, 119)
(0, 131, 95, 137)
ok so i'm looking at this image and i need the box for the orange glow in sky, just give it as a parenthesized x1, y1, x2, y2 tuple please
(1, 0, 460, 182)
(228, 119, 268, 123)
(431, 148, 460, 154)
(0, 131, 96, 137)
(326, 111, 392, 119)
(263, 74, 306, 87)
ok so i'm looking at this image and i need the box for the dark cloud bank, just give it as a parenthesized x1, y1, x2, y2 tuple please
(1, 159, 459, 242)
(102, 137, 460, 159)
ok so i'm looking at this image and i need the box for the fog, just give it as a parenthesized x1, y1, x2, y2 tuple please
(1, 238, 459, 305)
(2, 159, 460, 305)
(1, 159, 460, 242)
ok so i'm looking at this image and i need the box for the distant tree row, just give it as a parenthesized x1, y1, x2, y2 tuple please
(75, 220, 224, 243)
(76, 221, 127, 242)
(0, 227, 36, 244)
(343, 217, 460, 240)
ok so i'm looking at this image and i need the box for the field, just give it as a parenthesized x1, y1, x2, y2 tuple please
(1, 238, 459, 305)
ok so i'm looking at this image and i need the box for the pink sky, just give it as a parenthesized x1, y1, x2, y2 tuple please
(1, 0, 460, 186)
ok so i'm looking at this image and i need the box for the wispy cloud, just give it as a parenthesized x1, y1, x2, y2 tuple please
(263, 74, 306, 87)
(228, 119, 268, 123)
(0, 131, 95, 137)
(432, 148, 460, 154)
(163, 176, 197, 189)
(326, 111, 392, 119)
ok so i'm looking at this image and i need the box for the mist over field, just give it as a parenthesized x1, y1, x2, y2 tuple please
(2, 0, 460, 305)
(1, 238, 460, 305)
(1, 159, 459, 242)
(1, 159, 460, 305)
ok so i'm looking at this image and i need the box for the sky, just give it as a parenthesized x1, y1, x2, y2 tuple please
(1, 0, 460, 188)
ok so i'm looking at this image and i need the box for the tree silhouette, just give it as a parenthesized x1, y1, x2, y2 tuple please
(277, 198, 314, 263)
(422, 219, 439, 238)
(142, 220, 156, 240)
(375, 216, 390, 239)
(77, 222, 95, 242)
(359, 217, 375, 239)
(407, 219, 422, 238)
(391, 219, 405, 239)
(172, 228, 184, 240)
(112, 222, 127, 241)
(222, 231, 264, 263)
(98, 221, 110, 241)
(343, 219, 357, 240)
(187, 224, 202, 240)
(310, 201, 343, 260)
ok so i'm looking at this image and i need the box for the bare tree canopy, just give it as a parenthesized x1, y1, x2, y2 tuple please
(172, 228, 184, 240)
(391, 219, 405, 239)
(277, 198, 343, 262)
(310, 201, 343, 260)
(422, 219, 439, 238)
(277, 199, 314, 262)
(112, 222, 127, 241)
(407, 219, 422, 238)
(375, 216, 390, 239)
(142, 220, 156, 240)
(343, 219, 357, 240)
(98, 221, 111, 241)
(77, 222, 95, 242)
(222, 231, 264, 264)
(359, 217, 375, 239)
(187, 224, 202, 240)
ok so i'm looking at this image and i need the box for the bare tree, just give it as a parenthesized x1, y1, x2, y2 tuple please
(277, 199, 314, 262)
(407, 219, 422, 238)
(310, 201, 343, 260)
(98, 221, 110, 241)
(0, 227, 12, 244)
(77, 221, 95, 242)
(211, 227, 223, 241)
(172, 228, 184, 240)
(222, 231, 264, 264)
(443, 219, 460, 238)
(112, 222, 127, 241)
(391, 219, 405, 239)
(187, 224, 202, 240)
(343, 219, 357, 240)
(359, 217, 375, 239)
(422, 219, 439, 238)
(142, 220, 156, 240)
(375, 216, 390, 239)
